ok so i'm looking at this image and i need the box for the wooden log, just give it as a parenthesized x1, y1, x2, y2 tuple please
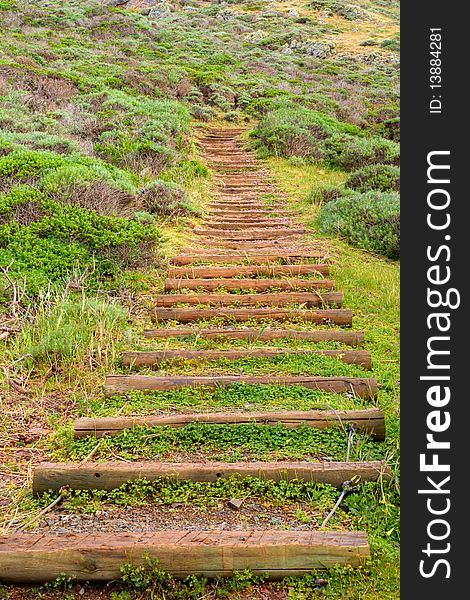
(170, 252, 328, 265)
(154, 292, 343, 309)
(192, 229, 305, 241)
(201, 221, 291, 230)
(104, 374, 377, 398)
(187, 240, 317, 251)
(164, 278, 335, 292)
(151, 307, 352, 326)
(0, 530, 370, 583)
(73, 408, 385, 440)
(33, 460, 390, 495)
(143, 328, 365, 346)
(168, 264, 330, 278)
(122, 349, 372, 369)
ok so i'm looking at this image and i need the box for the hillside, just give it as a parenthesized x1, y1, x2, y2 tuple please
(0, 1, 399, 598)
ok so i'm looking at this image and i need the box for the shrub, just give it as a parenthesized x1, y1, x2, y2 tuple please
(252, 102, 362, 160)
(321, 134, 400, 171)
(139, 180, 196, 217)
(320, 191, 400, 258)
(345, 164, 400, 193)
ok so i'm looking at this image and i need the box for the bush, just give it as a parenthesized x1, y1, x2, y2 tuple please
(320, 191, 400, 258)
(252, 102, 362, 160)
(321, 134, 400, 171)
(345, 164, 400, 193)
(139, 180, 196, 217)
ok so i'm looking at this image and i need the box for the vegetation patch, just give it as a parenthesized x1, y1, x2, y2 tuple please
(320, 190, 400, 258)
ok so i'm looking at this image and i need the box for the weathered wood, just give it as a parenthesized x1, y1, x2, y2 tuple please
(164, 278, 335, 292)
(170, 252, 328, 265)
(143, 327, 365, 346)
(0, 530, 370, 583)
(104, 374, 377, 398)
(201, 221, 291, 230)
(187, 240, 318, 251)
(122, 349, 372, 369)
(168, 264, 330, 278)
(207, 211, 293, 218)
(193, 229, 305, 241)
(73, 408, 385, 439)
(154, 291, 343, 308)
(33, 460, 390, 495)
(151, 307, 352, 325)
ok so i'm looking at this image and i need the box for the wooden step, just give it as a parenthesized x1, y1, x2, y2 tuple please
(33, 460, 390, 495)
(170, 252, 328, 266)
(201, 221, 291, 230)
(143, 327, 364, 346)
(187, 240, 312, 251)
(73, 408, 385, 439)
(104, 374, 376, 398)
(193, 229, 304, 241)
(0, 531, 370, 583)
(122, 348, 372, 369)
(168, 264, 330, 278)
(164, 278, 335, 292)
(154, 291, 343, 309)
(151, 307, 352, 325)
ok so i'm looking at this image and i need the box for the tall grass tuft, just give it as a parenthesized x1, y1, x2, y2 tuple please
(16, 292, 128, 369)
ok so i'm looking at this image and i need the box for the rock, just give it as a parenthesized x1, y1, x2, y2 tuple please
(46, 519, 55, 526)
(288, 39, 335, 58)
(288, 9, 299, 17)
(102, 0, 128, 6)
(228, 498, 243, 511)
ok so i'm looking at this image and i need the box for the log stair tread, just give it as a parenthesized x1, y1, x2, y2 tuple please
(73, 408, 384, 439)
(164, 278, 335, 292)
(168, 265, 330, 277)
(0, 530, 370, 583)
(33, 460, 391, 495)
(143, 327, 364, 345)
(151, 307, 352, 325)
(104, 374, 377, 398)
(122, 348, 372, 369)
(153, 291, 343, 308)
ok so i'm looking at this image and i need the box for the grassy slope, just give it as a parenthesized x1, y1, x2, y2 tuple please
(0, 1, 399, 598)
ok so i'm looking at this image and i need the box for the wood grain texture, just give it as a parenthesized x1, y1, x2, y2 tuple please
(192, 229, 305, 241)
(167, 265, 330, 278)
(73, 408, 385, 440)
(142, 328, 365, 345)
(0, 530, 370, 583)
(122, 349, 372, 369)
(33, 461, 391, 495)
(170, 252, 328, 266)
(153, 291, 343, 308)
(104, 374, 377, 398)
(151, 307, 352, 325)
(164, 278, 335, 292)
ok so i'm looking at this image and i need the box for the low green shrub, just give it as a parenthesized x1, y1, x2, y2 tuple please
(251, 102, 362, 160)
(139, 179, 196, 217)
(321, 133, 400, 171)
(345, 164, 400, 192)
(320, 191, 400, 258)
